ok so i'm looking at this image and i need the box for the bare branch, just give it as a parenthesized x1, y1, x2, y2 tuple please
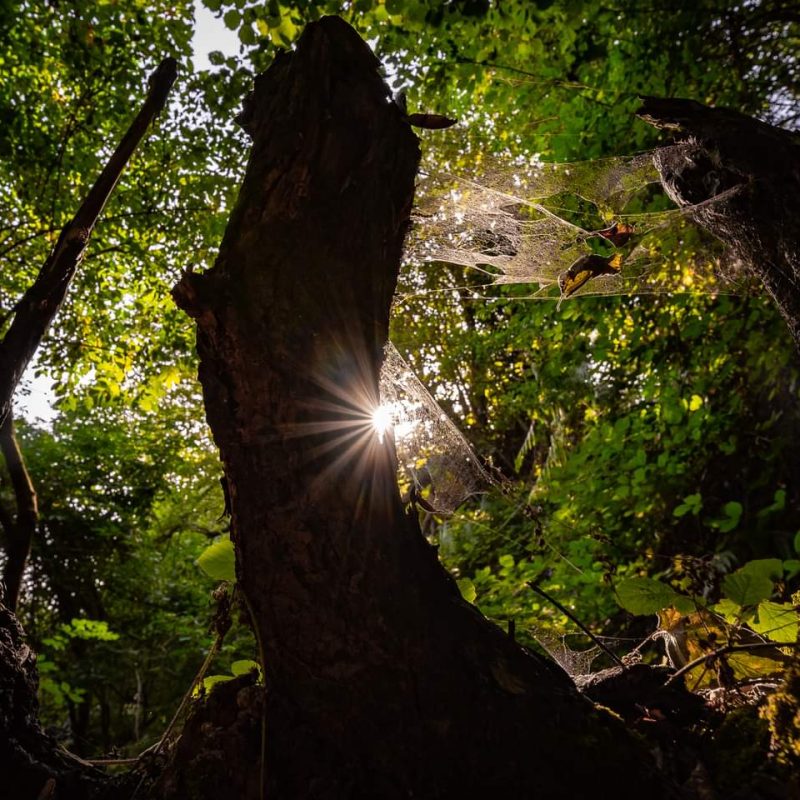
(0, 57, 178, 428)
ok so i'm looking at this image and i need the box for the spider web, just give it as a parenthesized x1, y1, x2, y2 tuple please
(404, 147, 754, 302)
(533, 631, 600, 677)
(381, 147, 754, 516)
(378, 342, 501, 514)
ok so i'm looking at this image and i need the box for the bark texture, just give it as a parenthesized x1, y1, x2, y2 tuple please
(171, 17, 668, 799)
(0, 602, 122, 800)
(638, 96, 800, 349)
(0, 414, 39, 611)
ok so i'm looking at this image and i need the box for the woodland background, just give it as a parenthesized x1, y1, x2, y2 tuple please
(1, 0, 799, 776)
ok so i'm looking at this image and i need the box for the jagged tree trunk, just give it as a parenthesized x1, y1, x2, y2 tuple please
(638, 96, 800, 349)
(170, 17, 667, 800)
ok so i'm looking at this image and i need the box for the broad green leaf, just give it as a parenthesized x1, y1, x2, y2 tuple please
(713, 597, 744, 624)
(722, 569, 773, 607)
(615, 577, 685, 615)
(727, 650, 788, 680)
(753, 601, 798, 644)
(196, 538, 236, 582)
(739, 559, 783, 581)
(672, 594, 696, 614)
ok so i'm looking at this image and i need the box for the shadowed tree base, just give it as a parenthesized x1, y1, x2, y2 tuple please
(164, 16, 671, 800)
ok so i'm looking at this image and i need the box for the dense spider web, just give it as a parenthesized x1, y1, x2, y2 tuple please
(403, 146, 753, 302)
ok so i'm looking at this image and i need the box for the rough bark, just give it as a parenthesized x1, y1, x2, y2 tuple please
(0, 414, 39, 611)
(170, 17, 669, 800)
(638, 96, 800, 349)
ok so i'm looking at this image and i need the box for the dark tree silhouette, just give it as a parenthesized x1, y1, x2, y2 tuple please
(165, 16, 665, 800)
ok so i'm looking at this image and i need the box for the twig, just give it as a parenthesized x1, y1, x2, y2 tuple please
(526, 581, 624, 667)
(665, 640, 799, 686)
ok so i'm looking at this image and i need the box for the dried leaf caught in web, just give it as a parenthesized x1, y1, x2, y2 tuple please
(558, 253, 623, 299)
(591, 221, 636, 247)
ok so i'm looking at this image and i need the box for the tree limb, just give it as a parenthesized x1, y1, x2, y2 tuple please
(0, 57, 178, 428)
(637, 96, 800, 350)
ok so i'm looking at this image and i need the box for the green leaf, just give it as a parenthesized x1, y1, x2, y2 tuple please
(65, 618, 119, 641)
(711, 500, 742, 533)
(722, 569, 773, 607)
(672, 594, 696, 614)
(615, 577, 684, 615)
(196, 538, 236, 582)
(673, 493, 702, 517)
(231, 659, 262, 678)
(713, 597, 744, 624)
(239, 24, 256, 45)
(752, 601, 798, 644)
(794, 531, 800, 555)
(739, 559, 783, 581)
(194, 674, 233, 696)
(783, 559, 800, 580)
(758, 489, 786, 518)
(223, 9, 240, 29)
(456, 577, 477, 603)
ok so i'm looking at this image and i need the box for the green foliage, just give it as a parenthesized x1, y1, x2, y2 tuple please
(196, 537, 236, 583)
(611, 560, 798, 687)
(722, 560, 782, 607)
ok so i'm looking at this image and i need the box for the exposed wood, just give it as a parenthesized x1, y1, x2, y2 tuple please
(169, 17, 669, 799)
(0, 57, 177, 429)
(638, 96, 800, 350)
(0, 414, 38, 611)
